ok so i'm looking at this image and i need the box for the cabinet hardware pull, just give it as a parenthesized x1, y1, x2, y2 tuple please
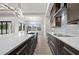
(63, 47, 75, 55)
(16, 46, 26, 55)
(50, 40, 56, 47)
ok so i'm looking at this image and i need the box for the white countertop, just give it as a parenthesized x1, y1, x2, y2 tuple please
(0, 34, 34, 55)
(48, 32, 79, 51)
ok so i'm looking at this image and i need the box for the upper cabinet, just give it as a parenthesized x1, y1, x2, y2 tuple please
(67, 3, 79, 24)
(50, 3, 67, 28)
(50, 3, 79, 26)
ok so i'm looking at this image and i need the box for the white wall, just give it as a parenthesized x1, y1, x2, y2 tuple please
(44, 16, 51, 38)
(0, 17, 26, 36)
(24, 15, 45, 35)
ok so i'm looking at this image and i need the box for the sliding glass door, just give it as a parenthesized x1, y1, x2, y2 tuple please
(0, 21, 12, 35)
(0, 22, 1, 34)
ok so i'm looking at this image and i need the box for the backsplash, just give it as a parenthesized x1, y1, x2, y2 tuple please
(60, 24, 79, 36)
(53, 24, 79, 36)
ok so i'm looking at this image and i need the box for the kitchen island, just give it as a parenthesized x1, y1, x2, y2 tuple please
(0, 33, 38, 55)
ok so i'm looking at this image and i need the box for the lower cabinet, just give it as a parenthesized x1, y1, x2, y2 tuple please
(47, 33, 79, 55)
(48, 34, 59, 55)
(62, 43, 79, 55)
(48, 39, 57, 55)
(16, 44, 28, 55)
(62, 46, 74, 55)
(8, 34, 38, 55)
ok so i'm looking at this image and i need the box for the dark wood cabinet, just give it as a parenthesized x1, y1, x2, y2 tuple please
(66, 3, 79, 24)
(62, 46, 74, 55)
(8, 33, 38, 55)
(47, 33, 79, 55)
(55, 16, 61, 27)
(48, 38, 57, 55)
(55, 3, 61, 12)
(16, 44, 28, 55)
(62, 42, 79, 55)
(47, 33, 58, 55)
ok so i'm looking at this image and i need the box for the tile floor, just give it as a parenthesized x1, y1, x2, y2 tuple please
(34, 35, 52, 55)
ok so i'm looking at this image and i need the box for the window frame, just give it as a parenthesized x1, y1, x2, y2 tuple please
(0, 21, 12, 34)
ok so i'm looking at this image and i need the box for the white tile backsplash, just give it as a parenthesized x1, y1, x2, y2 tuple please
(54, 23, 79, 37)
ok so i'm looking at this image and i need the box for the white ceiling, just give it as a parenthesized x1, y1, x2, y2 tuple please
(7, 3, 47, 15)
(0, 3, 53, 17)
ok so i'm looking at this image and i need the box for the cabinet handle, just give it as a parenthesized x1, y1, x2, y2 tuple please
(50, 40, 55, 47)
(63, 47, 75, 55)
(16, 45, 26, 55)
(49, 43, 55, 55)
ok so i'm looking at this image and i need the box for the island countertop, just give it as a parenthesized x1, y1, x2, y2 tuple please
(0, 34, 34, 55)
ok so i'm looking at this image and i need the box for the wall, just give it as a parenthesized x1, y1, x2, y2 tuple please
(24, 15, 45, 35)
(0, 14, 47, 37)
(0, 16, 26, 36)
(42, 15, 52, 38)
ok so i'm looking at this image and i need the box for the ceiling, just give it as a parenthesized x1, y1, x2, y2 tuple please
(0, 3, 54, 17)
(0, 3, 47, 15)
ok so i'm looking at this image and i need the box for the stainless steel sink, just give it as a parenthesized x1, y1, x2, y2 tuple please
(53, 33, 73, 37)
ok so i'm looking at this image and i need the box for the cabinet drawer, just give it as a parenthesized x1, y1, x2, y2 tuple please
(56, 40, 64, 55)
(62, 46, 75, 55)
(16, 45, 26, 55)
(50, 37, 57, 46)
(49, 44, 55, 54)
(49, 39, 56, 48)
(48, 42, 56, 55)
(48, 40, 57, 55)
(63, 43, 79, 55)
(16, 43, 28, 55)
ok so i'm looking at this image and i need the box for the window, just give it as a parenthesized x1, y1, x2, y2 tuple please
(2, 22, 6, 34)
(19, 23, 22, 31)
(23, 24, 25, 31)
(32, 25, 36, 31)
(27, 24, 41, 32)
(0, 21, 12, 34)
(7, 22, 12, 34)
(28, 26, 31, 31)
(37, 26, 41, 31)
(0, 22, 1, 34)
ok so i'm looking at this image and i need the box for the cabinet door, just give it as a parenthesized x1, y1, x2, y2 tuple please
(48, 40, 56, 55)
(50, 36, 57, 45)
(67, 3, 79, 23)
(62, 46, 75, 55)
(48, 38, 57, 55)
(47, 34, 58, 55)
(63, 43, 79, 55)
(55, 16, 61, 27)
(16, 45, 26, 55)
(56, 39, 64, 55)
(27, 35, 37, 55)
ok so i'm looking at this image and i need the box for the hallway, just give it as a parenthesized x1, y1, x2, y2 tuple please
(34, 35, 52, 55)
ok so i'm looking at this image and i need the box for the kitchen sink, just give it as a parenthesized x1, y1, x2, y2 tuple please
(53, 33, 73, 37)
